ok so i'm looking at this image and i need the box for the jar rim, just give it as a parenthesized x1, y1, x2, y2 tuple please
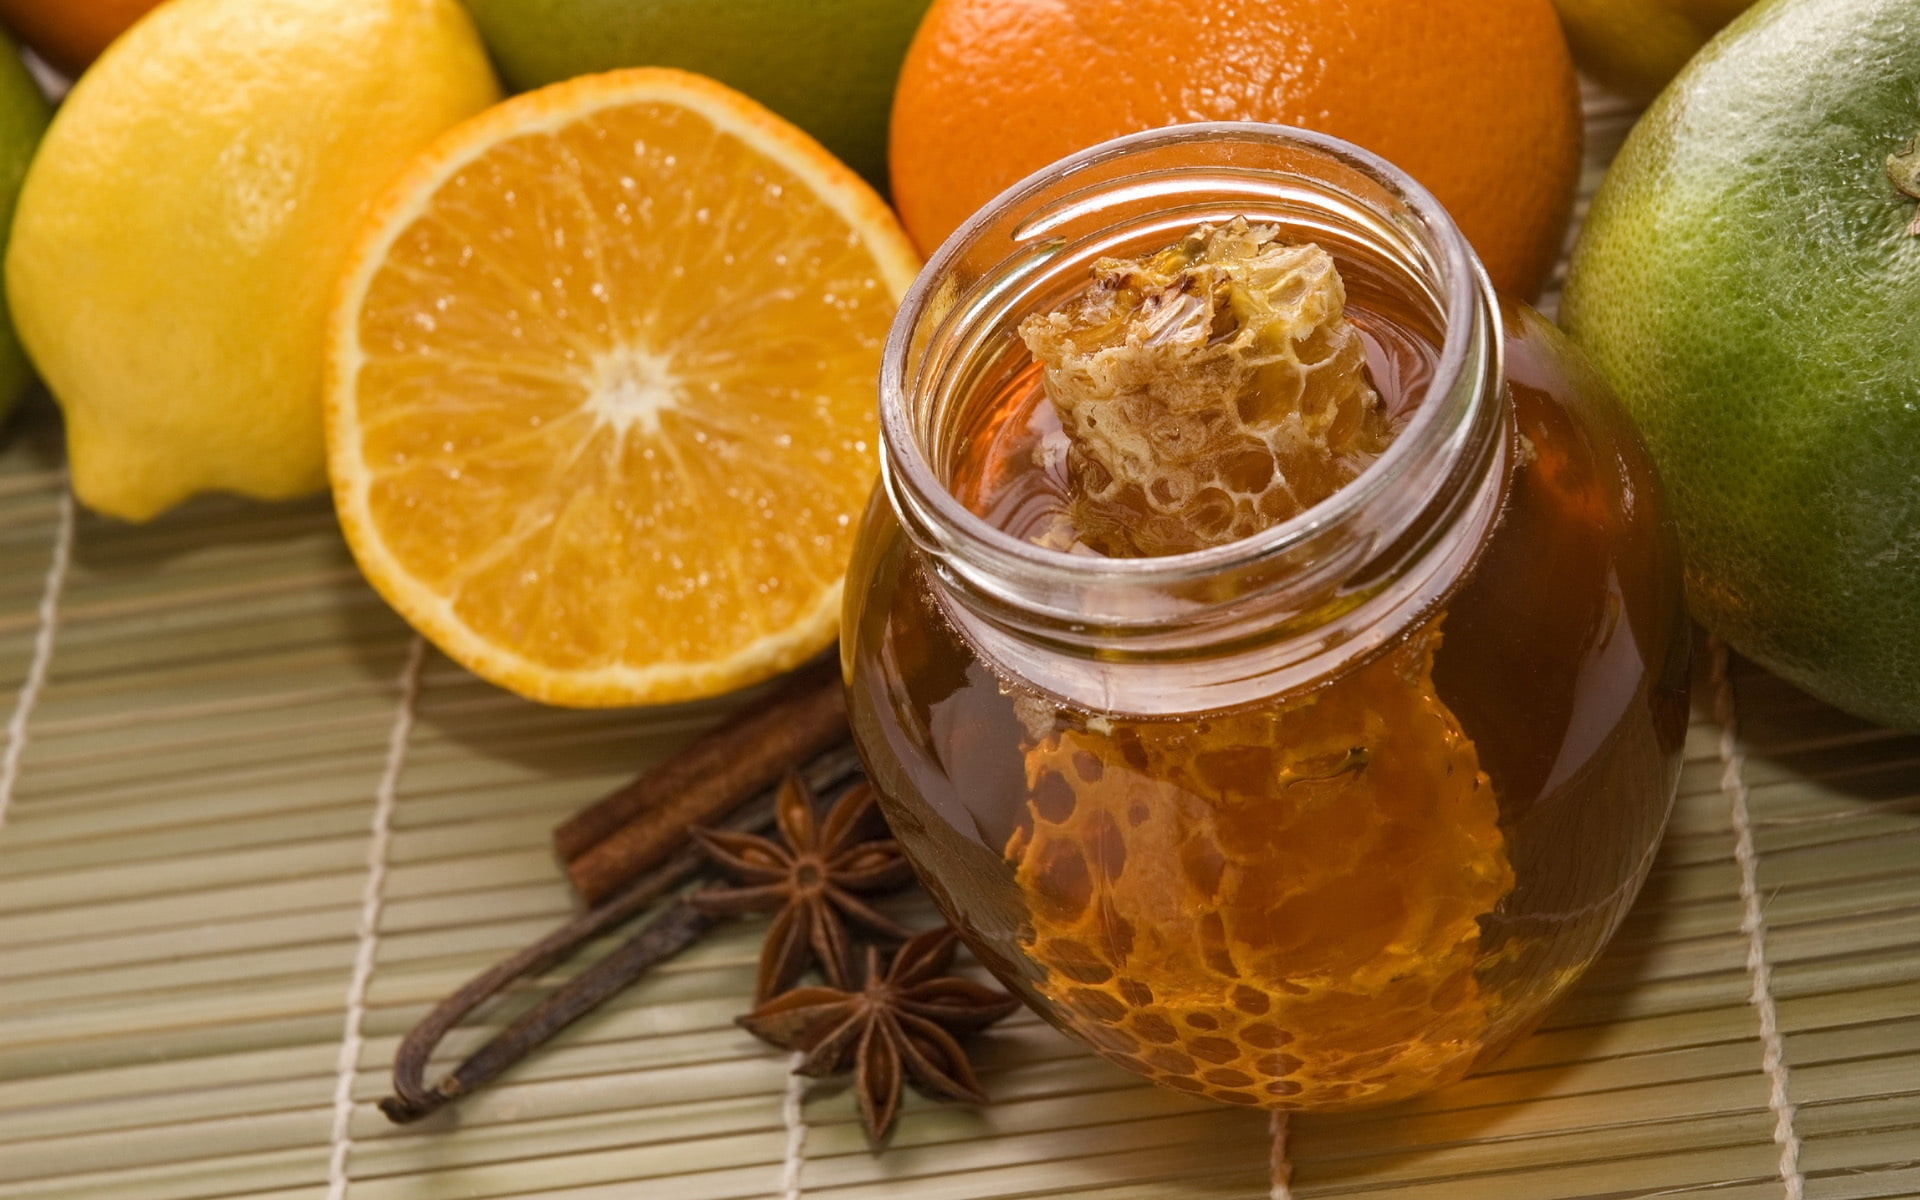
(878, 121, 1493, 590)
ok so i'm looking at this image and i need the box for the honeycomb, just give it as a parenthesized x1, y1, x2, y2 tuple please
(1004, 624, 1513, 1108)
(996, 221, 1512, 1108)
(1017, 217, 1394, 558)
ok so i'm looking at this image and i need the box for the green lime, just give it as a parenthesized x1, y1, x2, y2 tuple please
(1563, 0, 1920, 728)
(458, 0, 931, 186)
(0, 34, 50, 426)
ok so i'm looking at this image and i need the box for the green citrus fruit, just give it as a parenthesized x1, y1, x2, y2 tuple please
(457, 0, 931, 186)
(1550, 0, 1754, 102)
(1562, 0, 1920, 729)
(0, 31, 50, 427)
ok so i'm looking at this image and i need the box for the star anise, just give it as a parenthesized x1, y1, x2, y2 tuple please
(739, 925, 1022, 1141)
(690, 775, 915, 1001)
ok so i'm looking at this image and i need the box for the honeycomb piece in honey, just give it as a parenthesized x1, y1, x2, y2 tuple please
(1017, 217, 1393, 558)
(1004, 623, 1513, 1109)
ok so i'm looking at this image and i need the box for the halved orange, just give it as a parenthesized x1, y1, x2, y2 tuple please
(326, 68, 919, 707)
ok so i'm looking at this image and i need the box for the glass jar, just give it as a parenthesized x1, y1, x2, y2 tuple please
(843, 124, 1689, 1111)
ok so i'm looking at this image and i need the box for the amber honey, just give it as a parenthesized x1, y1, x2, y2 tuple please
(845, 125, 1688, 1112)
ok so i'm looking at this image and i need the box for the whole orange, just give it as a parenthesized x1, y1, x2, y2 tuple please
(0, 0, 164, 75)
(889, 0, 1581, 299)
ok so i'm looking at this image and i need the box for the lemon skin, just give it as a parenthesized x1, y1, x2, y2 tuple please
(1562, 0, 1920, 728)
(5, 0, 500, 521)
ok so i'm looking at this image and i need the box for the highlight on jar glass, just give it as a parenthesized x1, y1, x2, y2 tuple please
(841, 124, 1692, 1112)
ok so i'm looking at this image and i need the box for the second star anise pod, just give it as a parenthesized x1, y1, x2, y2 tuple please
(739, 925, 1022, 1141)
(690, 775, 915, 1001)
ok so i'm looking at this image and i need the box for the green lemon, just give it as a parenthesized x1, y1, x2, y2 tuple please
(459, 0, 931, 186)
(0, 33, 50, 427)
(1562, 0, 1920, 728)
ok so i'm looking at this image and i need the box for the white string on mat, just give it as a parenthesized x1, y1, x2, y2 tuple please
(1268, 1110, 1293, 1200)
(326, 635, 428, 1200)
(779, 1050, 810, 1200)
(1710, 638, 1806, 1200)
(0, 485, 74, 833)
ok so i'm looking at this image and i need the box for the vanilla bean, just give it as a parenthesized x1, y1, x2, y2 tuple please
(554, 658, 845, 866)
(381, 748, 863, 1124)
(382, 902, 718, 1123)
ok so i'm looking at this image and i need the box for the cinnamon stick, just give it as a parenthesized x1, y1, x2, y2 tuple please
(560, 659, 850, 904)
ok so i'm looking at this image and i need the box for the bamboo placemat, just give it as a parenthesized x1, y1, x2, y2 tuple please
(1, 82, 1916, 1200)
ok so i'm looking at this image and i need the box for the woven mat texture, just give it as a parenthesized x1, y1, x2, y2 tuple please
(1, 82, 1916, 1200)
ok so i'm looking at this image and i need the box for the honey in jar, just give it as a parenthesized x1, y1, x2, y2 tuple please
(844, 125, 1688, 1110)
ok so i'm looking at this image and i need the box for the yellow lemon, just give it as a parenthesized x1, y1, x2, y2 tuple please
(5, 0, 500, 521)
(326, 69, 919, 706)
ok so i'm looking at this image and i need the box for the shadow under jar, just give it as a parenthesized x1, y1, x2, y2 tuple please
(843, 124, 1689, 1111)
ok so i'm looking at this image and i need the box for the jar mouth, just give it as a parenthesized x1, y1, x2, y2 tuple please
(879, 122, 1497, 610)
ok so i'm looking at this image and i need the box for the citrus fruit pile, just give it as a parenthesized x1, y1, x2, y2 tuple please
(0, 0, 1912, 726)
(0, 0, 1593, 708)
(0, 0, 923, 706)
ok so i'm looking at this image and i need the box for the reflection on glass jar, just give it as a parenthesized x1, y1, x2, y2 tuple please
(844, 125, 1689, 1111)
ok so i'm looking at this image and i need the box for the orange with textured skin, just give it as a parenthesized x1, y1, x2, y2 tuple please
(889, 0, 1581, 299)
(0, 0, 163, 75)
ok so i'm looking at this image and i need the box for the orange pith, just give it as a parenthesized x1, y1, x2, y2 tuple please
(328, 69, 920, 706)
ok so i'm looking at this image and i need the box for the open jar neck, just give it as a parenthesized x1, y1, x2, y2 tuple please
(878, 124, 1509, 713)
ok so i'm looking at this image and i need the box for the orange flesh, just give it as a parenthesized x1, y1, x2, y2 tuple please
(343, 92, 901, 694)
